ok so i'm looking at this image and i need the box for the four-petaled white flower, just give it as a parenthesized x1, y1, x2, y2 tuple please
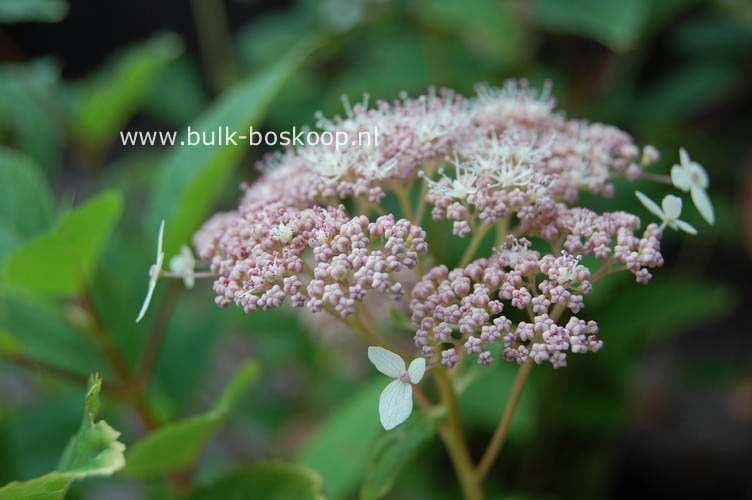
(671, 148, 714, 225)
(635, 191, 697, 235)
(136, 220, 165, 323)
(169, 245, 196, 289)
(368, 346, 425, 430)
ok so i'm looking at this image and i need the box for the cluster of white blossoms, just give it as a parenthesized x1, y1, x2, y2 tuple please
(137, 81, 714, 429)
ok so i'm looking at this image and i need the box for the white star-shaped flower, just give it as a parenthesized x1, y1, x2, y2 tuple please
(368, 346, 425, 430)
(136, 220, 165, 323)
(635, 191, 697, 235)
(671, 148, 714, 225)
(169, 245, 196, 289)
(418, 156, 482, 201)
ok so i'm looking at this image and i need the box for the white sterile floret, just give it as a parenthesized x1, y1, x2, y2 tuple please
(358, 155, 399, 181)
(169, 245, 196, 289)
(270, 223, 294, 244)
(136, 220, 166, 323)
(671, 147, 714, 225)
(368, 346, 426, 430)
(419, 155, 482, 201)
(635, 191, 697, 235)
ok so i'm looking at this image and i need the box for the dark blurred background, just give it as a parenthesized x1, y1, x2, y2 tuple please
(1, 0, 751, 499)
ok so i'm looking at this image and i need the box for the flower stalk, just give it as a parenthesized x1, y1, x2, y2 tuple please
(433, 365, 485, 500)
(476, 360, 533, 480)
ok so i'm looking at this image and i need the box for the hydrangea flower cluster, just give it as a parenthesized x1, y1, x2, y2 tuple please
(194, 201, 427, 317)
(123, 80, 715, 431)
(189, 80, 712, 376)
(410, 238, 601, 370)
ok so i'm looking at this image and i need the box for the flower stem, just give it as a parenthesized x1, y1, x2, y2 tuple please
(161, 271, 217, 279)
(137, 280, 181, 384)
(433, 366, 485, 500)
(458, 224, 492, 268)
(0, 348, 95, 388)
(190, 0, 238, 92)
(476, 360, 533, 480)
(81, 282, 159, 431)
(639, 172, 673, 185)
(395, 185, 415, 221)
(495, 216, 510, 246)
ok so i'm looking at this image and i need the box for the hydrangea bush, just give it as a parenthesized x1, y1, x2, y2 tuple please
(141, 80, 714, 499)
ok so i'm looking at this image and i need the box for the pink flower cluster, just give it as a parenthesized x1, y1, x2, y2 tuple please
(195, 199, 427, 317)
(551, 208, 664, 283)
(193, 80, 674, 369)
(409, 238, 603, 369)
(245, 88, 471, 209)
(425, 88, 657, 232)
(240, 80, 657, 219)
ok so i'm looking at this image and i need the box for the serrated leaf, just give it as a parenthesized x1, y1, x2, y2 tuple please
(297, 380, 383, 500)
(0, 148, 55, 244)
(58, 376, 124, 475)
(360, 412, 438, 500)
(148, 38, 315, 257)
(0, 374, 125, 500)
(2, 190, 123, 297)
(71, 34, 182, 149)
(0, 0, 68, 23)
(122, 361, 260, 478)
(187, 463, 325, 500)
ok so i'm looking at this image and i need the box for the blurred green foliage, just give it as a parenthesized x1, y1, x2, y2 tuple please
(0, 0, 749, 499)
(123, 361, 259, 478)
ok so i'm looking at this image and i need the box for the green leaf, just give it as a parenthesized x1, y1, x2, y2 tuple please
(0, 148, 55, 242)
(58, 376, 124, 474)
(459, 361, 536, 442)
(550, 275, 735, 430)
(0, 328, 19, 353)
(2, 191, 123, 297)
(297, 380, 384, 500)
(72, 34, 182, 149)
(0, 0, 68, 23)
(360, 413, 438, 500)
(122, 361, 260, 478)
(143, 57, 207, 126)
(0, 374, 125, 500)
(0, 290, 108, 375)
(412, 0, 525, 65)
(235, 9, 317, 68)
(595, 275, 735, 354)
(388, 307, 414, 331)
(637, 63, 742, 124)
(187, 463, 324, 500)
(0, 60, 65, 171)
(149, 39, 315, 257)
(534, 0, 647, 51)
(0, 224, 22, 267)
